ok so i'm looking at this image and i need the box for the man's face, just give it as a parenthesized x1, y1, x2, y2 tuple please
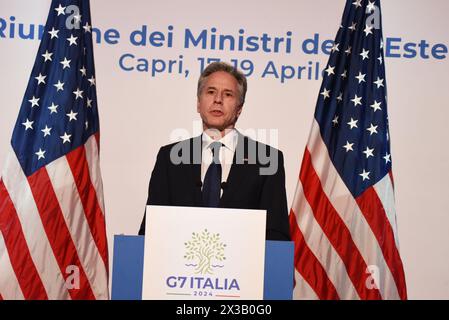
(197, 71, 243, 135)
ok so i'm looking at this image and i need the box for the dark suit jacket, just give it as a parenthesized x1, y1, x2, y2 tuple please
(138, 132, 291, 241)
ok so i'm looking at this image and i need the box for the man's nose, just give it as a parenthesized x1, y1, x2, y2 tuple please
(214, 92, 223, 104)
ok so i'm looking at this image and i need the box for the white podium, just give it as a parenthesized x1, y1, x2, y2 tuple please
(142, 205, 267, 300)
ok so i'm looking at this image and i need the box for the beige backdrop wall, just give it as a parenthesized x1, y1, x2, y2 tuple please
(1, 0, 448, 299)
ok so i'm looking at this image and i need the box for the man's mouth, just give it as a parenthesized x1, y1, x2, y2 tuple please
(210, 110, 224, 116)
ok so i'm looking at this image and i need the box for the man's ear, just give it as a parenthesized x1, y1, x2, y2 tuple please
(237, 104, 244, 117)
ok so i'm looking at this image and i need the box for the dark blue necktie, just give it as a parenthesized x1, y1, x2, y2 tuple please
(202, 142, 222, 207)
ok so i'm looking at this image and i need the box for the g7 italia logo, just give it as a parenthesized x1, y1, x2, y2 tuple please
(184, 229, 226, 274)
(165, 229, 240, 296)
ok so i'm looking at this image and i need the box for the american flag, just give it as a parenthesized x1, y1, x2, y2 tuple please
(0, 0, 108, 299)
(289, 0, 407, 299)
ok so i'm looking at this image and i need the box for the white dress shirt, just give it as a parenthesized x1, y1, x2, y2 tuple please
(201, 129, 238, 196)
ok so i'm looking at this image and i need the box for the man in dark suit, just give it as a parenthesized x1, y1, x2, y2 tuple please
(139, 62, 290, 241)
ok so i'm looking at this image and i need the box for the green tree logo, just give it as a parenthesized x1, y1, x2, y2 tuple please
(184, 229, 226, 274)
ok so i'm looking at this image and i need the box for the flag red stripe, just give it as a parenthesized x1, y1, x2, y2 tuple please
(27, 167, 96, 300)
(289, 210, 340, 299)
(0, 180, 48, 300)
(0, 293, 3, 300)
(389, 171, 395, 189)
(94, 133, 100, 152)
(66, 146, 108, 268)
(300, 149, 382, 299)
(356, 187, 407, 299)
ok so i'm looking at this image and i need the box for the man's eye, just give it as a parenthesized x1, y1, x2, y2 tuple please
(225, 92, 233, 97)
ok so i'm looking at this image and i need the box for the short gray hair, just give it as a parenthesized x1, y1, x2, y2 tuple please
(197, 62, 247, 106)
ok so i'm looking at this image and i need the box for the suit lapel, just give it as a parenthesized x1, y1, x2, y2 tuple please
(189, 135, 203, 206)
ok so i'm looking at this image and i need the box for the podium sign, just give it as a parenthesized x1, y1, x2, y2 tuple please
(142, 205, 267, 300)
(111, 236, 294, 300)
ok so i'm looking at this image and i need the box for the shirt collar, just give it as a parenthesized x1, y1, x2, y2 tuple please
(202, 128, 238, 153)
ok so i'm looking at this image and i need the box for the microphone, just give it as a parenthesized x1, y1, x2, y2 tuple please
(196, 180, 203, 188)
